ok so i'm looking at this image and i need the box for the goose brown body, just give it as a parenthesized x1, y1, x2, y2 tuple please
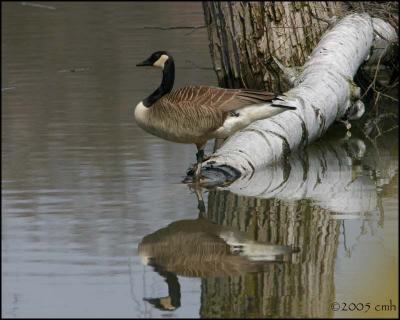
(135, 85, 278, 146)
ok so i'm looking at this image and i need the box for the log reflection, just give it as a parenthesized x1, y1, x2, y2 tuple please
(200, 131, 398, 318)
(202, 192, 339, 318)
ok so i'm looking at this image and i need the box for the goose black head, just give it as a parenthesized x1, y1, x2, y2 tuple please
(136, 51, 172, 69)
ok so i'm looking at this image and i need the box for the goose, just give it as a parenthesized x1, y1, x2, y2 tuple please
(135, 51, 296, 180)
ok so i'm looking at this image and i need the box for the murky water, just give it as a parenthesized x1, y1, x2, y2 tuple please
(2, 2, 398, 318)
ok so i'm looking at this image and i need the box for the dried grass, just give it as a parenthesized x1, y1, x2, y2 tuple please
(344, 2, 399, 30)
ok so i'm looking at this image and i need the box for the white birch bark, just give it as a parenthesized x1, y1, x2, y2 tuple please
(201, 14, 397, 182)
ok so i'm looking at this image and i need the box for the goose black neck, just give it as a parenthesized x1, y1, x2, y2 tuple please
(143, 58, 175, 107)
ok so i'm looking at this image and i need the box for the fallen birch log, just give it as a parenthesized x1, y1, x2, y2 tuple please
(201, 13, 397, 184)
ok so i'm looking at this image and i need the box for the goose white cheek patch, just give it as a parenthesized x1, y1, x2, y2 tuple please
(153, 54, 169, 69)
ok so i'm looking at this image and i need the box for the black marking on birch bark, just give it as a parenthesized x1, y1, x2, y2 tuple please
(269, 119, 287, 132)
(310, 103, 320, 118)
(295, 95, 307, 112)
(292, 112, 309, 148)
(313, 172, 322, 190)
(246, 160, 255, 179)
(242, 156, 255, 171)
(282, 158, 292, 186)
(310, 103, 327, 135)
(319, 113, 327, 135)
(314, 108, 325, 133)
(297, 150, 310, 182)
(237, 149, 255, 179)
(264, 130, 292, 161)
(266, 160, 291, 194)
(319, 150, 328, 177)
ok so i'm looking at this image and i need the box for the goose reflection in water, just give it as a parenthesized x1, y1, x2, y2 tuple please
(138, 188, 298, 311)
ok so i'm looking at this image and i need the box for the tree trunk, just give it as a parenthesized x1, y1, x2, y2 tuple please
(202, 1, 343, 92)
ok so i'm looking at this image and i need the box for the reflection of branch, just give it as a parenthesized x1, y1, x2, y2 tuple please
(363, 112, 398, 143)
(143, 25, 207, 36)
(143, 25, 206, 31)
(377, 196, 384, 227)
(341, 220, 351, 258)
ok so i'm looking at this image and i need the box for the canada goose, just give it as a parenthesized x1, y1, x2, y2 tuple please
(135, 51, 296, 180)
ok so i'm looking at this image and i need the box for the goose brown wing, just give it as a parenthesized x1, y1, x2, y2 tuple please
(164, 86, 277, 113)
(154, 87, 227, 135)
(217, 88, 277, 112)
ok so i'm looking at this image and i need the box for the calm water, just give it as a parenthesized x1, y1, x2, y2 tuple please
(2, 2, 398, 318)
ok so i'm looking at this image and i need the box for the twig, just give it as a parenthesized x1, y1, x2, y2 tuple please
(372, 91, 381, 115)
(377, 91, 398, 102)
(360, 51, 384, 99)
(373, 28, 389, 42)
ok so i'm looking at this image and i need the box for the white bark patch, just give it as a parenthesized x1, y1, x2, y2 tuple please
(202, 14, 397, 179)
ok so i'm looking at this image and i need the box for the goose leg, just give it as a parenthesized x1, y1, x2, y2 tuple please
(144, 263, 181, 311)
(193, 186, 205, 215)
(193, 142, 206, 181)
(194, 149, 204, 180)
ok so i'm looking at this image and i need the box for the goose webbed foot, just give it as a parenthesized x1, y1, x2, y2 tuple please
(185, 154, 210, 176)
(183, 149, 208, 183)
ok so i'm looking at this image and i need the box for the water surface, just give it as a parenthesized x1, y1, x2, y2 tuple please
(2, 2, 398, 318)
